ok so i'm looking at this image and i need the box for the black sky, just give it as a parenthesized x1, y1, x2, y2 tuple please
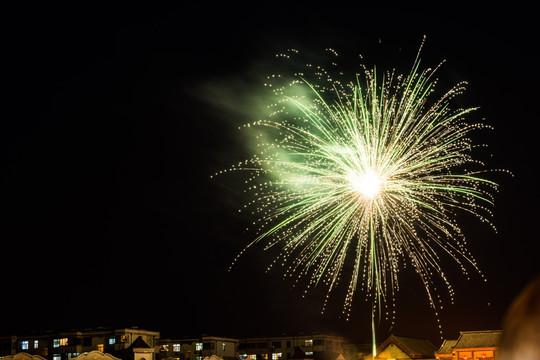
(2, 2, 539, 347)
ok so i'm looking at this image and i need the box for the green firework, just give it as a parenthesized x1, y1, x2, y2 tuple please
(214, 41, 504, 339)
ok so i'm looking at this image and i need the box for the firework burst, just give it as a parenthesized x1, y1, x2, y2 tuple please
(213, 38, 505, 345)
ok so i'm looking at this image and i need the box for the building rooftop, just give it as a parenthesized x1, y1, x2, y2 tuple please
(131, 336, 151, 349)
(378, 334, 437, 359)
(453, 330, 502, 349)
(435, 339, 457, 355)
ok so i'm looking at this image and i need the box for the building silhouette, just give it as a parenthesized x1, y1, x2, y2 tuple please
(435, 330, 501, 360)
(0, 328, 506, 360)
(0, 328, 159, 360)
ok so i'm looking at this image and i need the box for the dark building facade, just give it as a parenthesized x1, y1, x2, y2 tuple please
(0, 328, 159, 360)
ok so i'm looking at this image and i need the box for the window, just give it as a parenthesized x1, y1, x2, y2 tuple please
(286, 341, 291, 349)
(305, 352, 313, 356)
(313, 340, 324, 346)
(173, 344, 181, 352)
(162, 345, 170, 352)
(195, 343, 203, 351)
(261, 355, 268, 360)
(249, 355, 256, 360)
(53, 355, 61, 360)
(303, 340, 313, 347)
(109, 337, 116, 345)
(34, 340, 39, 349)
(21, 341, 29, 350)
(271, 342, 281, 349)
(54, 338, 68, 348)
(97, 344, 104, 353)
(257, 343, 267, 348)
(272, 353, 282, 360)
(120, 335, 129, 343)
(222, 343, 226, 351)
(203, 342, 214, 350)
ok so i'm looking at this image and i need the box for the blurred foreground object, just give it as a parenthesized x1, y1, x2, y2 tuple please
(499, 275, 540, 360)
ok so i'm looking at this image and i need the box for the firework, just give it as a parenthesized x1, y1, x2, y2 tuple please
(213, 38, 504, 346)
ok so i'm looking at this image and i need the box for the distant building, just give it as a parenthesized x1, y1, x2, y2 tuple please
(2, 353, 47, 360)
(435, 330, 501, 360)
(434, 340, 456, 360)
(342, 342, 375, 360)
(158, 336, 238, 360)
(237, 333, 344, 360)
(0, 328, 159, 360)
(370, 334, 436, 359)
(71, 351, 122, 360)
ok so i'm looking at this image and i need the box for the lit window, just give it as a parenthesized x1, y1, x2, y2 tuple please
(97, 344, 104, 353)
(261, 355, 268, 360)
(53, 355, 61, 360)
(54, 338, 68, 348)
(272, 353, 282, 360)
(239, 355, 248, 359)
(305, 352, 313, 356)
(222, 343, 226, 351)
(34, 340, 39, 349)
(303, 340, 313, 347)
(195, 343, 203, 351)
(173, 344, 181, 352)
(162, 345, 170, 352)
(250, 355, 256, 360)
(109, 337, 116, 345)
(21, 341, 29, 350)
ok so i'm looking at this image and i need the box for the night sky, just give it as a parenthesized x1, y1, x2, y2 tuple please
(3, 3, 539, 348)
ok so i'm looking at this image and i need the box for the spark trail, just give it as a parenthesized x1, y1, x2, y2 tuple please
(213, 38, 506, 351)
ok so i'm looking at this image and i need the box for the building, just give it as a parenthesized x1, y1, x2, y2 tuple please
(371, 334, 437, 359)
(2, 354, 47, 360)
(158, 336, 239, 360)
(434, 330, 502, 360)
(0, 328, 160, 360)
(237, 333, 344, 360)
(342, 342, 375, 360)
(434, 340, 456, 360)
(71, 351, 122, 360)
